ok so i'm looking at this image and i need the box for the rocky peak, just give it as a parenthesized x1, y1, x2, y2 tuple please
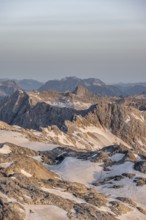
(0, 80, 21, 98)
(73, 84, 92, 97)
(0, 90, 30, 125)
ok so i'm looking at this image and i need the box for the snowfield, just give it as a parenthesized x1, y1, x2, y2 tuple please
(25, 205, 69, 220)
(48, 157, 103, 185)
(48, 157, 146, 213)
(0, 123, 146, 219)
(0, 130, 58, 151)
(41, 187, 84, 204)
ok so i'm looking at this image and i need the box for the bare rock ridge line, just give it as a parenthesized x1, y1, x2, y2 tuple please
(0, 89, 96, 130)
(0, 89, 145, 149)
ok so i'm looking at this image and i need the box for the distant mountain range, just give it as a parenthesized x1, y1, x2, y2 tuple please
(38, 77, 146, 96)
(16, 79, 43, 91)
(39, 77, 123, 96)
(0, 77, 146, 98)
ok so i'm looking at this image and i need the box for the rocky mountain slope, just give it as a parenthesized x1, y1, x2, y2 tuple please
(0, 123, 146, 219)
(0, 82, 146, 219)
(29, 84, 99, 109)
(0, 89, 97, 130)
(0, 88, 145, 150)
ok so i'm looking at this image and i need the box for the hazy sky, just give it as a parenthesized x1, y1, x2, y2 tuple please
(0, 0, 146, 83)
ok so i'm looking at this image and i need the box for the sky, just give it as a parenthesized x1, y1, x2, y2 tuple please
(0, 0, 146, 83)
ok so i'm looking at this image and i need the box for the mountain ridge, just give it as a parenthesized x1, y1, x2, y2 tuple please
(0, 77, 146, 97)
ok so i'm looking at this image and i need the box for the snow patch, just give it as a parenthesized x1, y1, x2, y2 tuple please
(0, 144, 11, 154)
(111, 153, 125, 162)
(118, 208, 146, 220)
(41, 187, 84, 203)
(0, 130, 58, 151)
(125, 117, 131, 124)
(48, 157, 103, 185)
(25, 205, 69, 220)
(131, 113, 145, 122)
(21, 169, 32, 177)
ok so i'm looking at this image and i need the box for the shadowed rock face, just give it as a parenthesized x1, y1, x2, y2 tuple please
(84, 101, 146, 147)
(0, 80, 21, 99)
(0, 90, 146, 149)
(134, 161, 146, 174)
(0, 90, 30, 125)
(0, 90, 96, 130)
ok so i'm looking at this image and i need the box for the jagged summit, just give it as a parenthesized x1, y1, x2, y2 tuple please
(0, 80, 21, 98)
(0, 89, 30, 125)
(73, 84, 92, 97)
